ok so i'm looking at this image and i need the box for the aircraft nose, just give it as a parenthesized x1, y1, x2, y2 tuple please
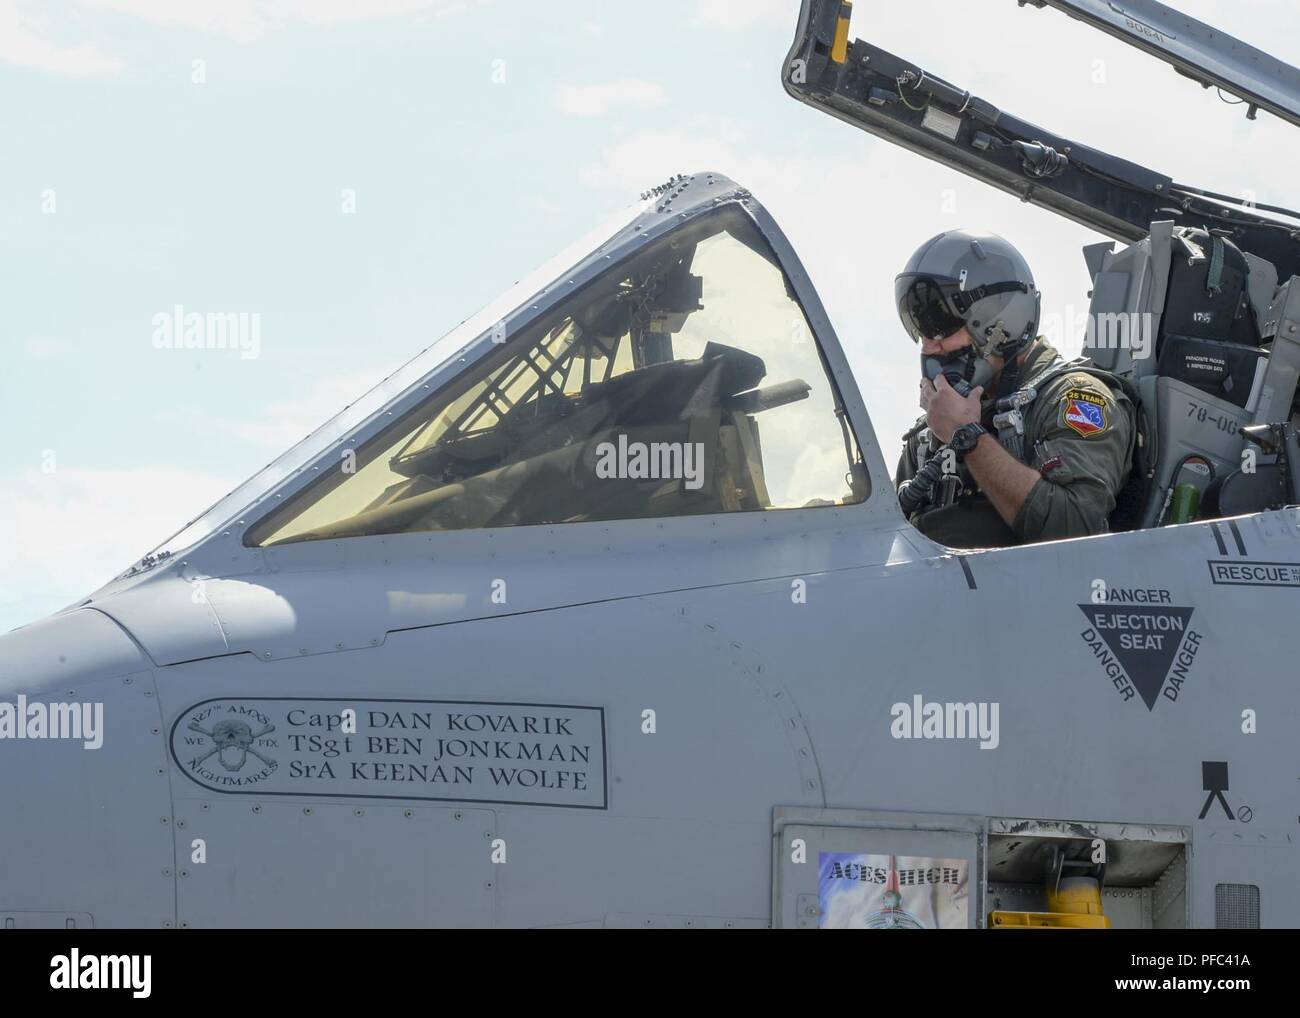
(0, 609, 145, 699)
(0, 610, 177, 927)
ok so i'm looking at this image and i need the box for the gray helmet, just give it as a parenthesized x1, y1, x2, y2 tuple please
(895, 230, 1040, 359)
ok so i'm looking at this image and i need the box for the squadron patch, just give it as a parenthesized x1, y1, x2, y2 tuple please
(1061, 388, 1108, 436)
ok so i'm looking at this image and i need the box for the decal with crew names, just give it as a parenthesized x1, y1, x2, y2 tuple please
(170, 698, 607, 808)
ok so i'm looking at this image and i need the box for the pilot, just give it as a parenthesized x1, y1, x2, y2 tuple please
(893, 230, 1136, 549)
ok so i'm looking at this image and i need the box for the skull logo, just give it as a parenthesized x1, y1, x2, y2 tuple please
(188, 716, 276, 772)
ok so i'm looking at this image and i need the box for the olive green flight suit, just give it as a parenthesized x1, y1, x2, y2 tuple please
(895, 341, 1137, 549)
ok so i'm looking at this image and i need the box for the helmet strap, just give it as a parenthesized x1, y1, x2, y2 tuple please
(995, 332, 1037, 400)
(996, 355, 1022, 401)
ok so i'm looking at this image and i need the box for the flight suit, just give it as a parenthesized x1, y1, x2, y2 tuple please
(895, 341, 1136, 549)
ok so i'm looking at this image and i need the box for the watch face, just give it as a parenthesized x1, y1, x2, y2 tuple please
(954, 425, 981, 452)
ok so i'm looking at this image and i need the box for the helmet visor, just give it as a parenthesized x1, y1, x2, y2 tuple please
(895, 273, 966, 343)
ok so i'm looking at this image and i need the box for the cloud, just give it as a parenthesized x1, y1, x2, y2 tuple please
(83, 0, 268, 43)
(0, 2, 123, 75)
(555, 79, 668, 117)
(0, 358, 400, 632)
(575, 121, 822, 206)
(283, 0, 477, 28)
(159, 360, 397, 452)
(0, 465, 237, 633)
(0, 0, 479, 67)
(529, 195, 563, 215)
(693, 0, 792, 30)
(83, 0, 477, 42)
(25, 338, 68, 360)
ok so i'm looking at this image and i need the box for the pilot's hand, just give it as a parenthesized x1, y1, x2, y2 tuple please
(922, 373, 983, 445)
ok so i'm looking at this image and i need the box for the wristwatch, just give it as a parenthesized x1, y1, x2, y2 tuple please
(948, 422, 988, 461)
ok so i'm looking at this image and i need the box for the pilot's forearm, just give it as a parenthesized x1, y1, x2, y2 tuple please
(963, 435, 1040, 528)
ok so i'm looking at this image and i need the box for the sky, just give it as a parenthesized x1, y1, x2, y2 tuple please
(3, 0, 1300, 633)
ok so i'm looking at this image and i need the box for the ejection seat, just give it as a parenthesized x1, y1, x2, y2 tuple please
(1084, 221, 1300, 529)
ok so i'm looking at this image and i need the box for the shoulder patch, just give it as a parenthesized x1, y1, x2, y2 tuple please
(1060, 387, 1108, 436)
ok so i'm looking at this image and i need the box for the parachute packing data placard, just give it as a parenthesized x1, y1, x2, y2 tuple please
(818, 852, 968, 929)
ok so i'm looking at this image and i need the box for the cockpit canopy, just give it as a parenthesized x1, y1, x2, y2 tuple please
(246, 206, 867, 546)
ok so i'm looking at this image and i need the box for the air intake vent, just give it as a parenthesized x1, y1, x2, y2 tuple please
(1215, 883, 1260, 928)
